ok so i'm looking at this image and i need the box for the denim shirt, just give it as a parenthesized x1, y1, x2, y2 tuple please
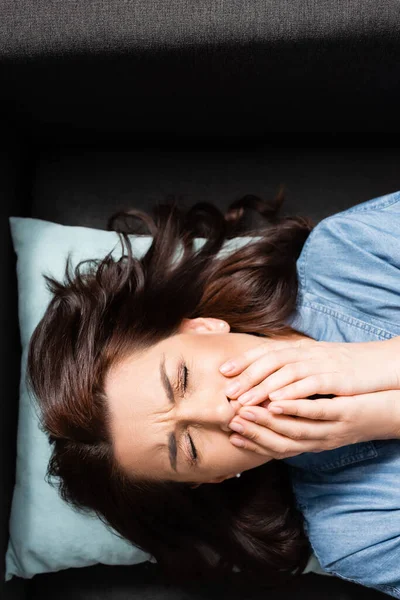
(282, 190, 400, 598)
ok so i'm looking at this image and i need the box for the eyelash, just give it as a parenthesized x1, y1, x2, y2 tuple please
(178, 361, 198, 466)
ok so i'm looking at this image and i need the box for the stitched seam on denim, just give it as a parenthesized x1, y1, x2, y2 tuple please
(302, 299, 395, 340)
(310, 442, 378, 471)
(306, 446, 378, 472)
(289, 443, 378, 473)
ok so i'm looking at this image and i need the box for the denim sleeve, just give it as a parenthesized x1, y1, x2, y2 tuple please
(286, 191, 400, 597)
(296, 190, 400, 338)
(289, 439, 400, 598)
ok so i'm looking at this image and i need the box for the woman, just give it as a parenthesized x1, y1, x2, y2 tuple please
(26, 188, 400, 596)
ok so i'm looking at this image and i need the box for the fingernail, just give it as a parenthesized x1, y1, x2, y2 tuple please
(241, 411, 256, 421)
(226, 382, 240, 396)
(229, 421, 244, 434)
(220, 361, 235, 374)
(268, 405, 283, 414)
(238, 391, 253, 404)
(230, 437, 245, 447)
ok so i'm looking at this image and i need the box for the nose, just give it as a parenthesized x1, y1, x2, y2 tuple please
(178, 389, 239, 432)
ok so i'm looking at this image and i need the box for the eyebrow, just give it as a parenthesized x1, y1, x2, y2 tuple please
(159, 353, 178, 472)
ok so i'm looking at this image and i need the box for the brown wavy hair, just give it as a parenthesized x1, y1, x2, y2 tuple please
(26, 188, 317, 590)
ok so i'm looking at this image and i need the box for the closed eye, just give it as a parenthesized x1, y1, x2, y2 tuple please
(178, 360, 198, 464)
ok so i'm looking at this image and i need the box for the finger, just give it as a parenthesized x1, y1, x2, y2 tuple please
(266, 398, 343, 421)
(224, 347, 314, 400)
(267, 374, 336, 401)
(219, 337, 312, 376)
(238, 362, 323, 405)
(242, 372, 338, 406)
(237, 404, 339, 440)
(229, 422, 329, 459)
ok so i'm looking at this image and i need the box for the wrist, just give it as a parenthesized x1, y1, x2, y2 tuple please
(382, 336, 400, 390)
(391, 390, 400, 439)
(379, 389, 400, 439)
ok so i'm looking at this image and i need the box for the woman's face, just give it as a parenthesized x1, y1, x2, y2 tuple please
(105, 317, 299, 485)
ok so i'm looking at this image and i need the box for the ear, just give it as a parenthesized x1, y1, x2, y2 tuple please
(179, 317, 230, 334)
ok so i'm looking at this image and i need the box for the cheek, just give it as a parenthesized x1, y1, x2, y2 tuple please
(219, 431, 245, 463)
(224, 433, 272, 470)
(203, 430, 234, 464)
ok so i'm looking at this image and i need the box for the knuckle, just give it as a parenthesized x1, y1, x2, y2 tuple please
(252, 444, 270, 457)
(311, 446, 328, 454)
(285, 403, 300, 416)
(344, 405, 357, 424)
(246, 429, 259, 443)
(280, 363, 297, 377)
(297, 362, 312, 377)
(295, 338, 315, 350)
(279, 450, 292, 460)
(323, 438, 338, 450)
(295, 338, 308, 348)
(283, 362, 307, 378)
(311, 402, 326, 419)
(314, 409, 326, 420)
(308, 373, 327, 392)
(260, 341, 271, 352)
(289, 428, 306, 440)
(275, 443, 292, 459)
(325, 427, 347, 448)
(275, 364, 295, 382)
(240, 369, 254, 387)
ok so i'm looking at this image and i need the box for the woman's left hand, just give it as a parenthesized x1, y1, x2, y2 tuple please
(228, 390, 400, 458)
(221, 338, 400, 406)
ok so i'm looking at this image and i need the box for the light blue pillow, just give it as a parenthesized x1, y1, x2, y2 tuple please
(7, 216, 329, 581)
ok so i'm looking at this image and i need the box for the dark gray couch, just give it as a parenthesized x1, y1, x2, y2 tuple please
(2, 2, 400, 599)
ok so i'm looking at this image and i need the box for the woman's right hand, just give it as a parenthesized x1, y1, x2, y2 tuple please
(227, 389, 400, 460)
(221, 336, 400, 408)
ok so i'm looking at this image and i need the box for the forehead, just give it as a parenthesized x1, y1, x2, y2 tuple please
(106, 334, 178, 394)
(104, 339, 178, 476)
